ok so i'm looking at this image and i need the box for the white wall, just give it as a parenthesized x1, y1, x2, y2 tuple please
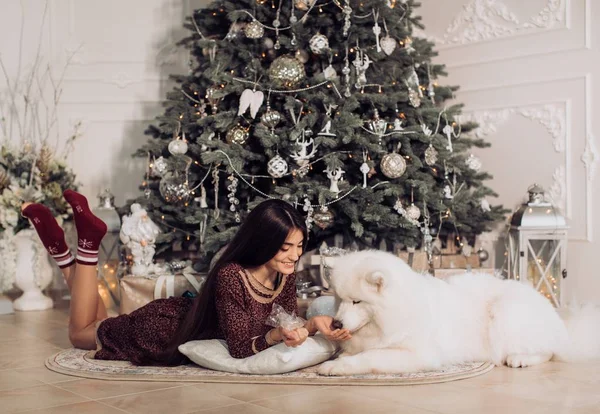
(418, 0, 599, 301)
(2, 0, 598, 300)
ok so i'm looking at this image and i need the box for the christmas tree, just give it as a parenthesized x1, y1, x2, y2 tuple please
(130, 0, 505, 261)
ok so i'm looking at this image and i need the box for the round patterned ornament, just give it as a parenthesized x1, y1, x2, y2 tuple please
(405, 203, 421, 221)
(309, 34, 329, 54)
(226, 124, 250, 145)
(313, 207, 335, 230)
(244, 20, 264, 39)
(267, 155, 289, 178)
(168, 139, 188, 155)
(424, 144, 438, 166)
(159, 173, 191, 204)
(380, 152, 406, 179)
(269, 56, 306, 89)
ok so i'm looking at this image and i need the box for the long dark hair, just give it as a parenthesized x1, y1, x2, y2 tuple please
(138, 199, 307, 366)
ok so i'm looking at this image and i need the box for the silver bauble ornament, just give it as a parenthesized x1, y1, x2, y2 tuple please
(159, 173, 191, 204)
(267, 155, 289, 178)
(309, 34, 329, 54)
(313, 208, 334, 229)
(380, 36, 397, 55)
(152, 156, 168, 177)
(264, 37, 274, 49)
(424, 144, 438, 166)
(408, 89, 421, 107)
(168, 139, 188, 155)
(269, 56, 306, 89)
(261, 107, 282, 129)
(405, 203, 421, 221)
(466, 154, 482, 171)
(380, 153, 407, 178)
(244, 20, 264, 39)
(477, 248, 490, 262)
(226, 125, 250, 145)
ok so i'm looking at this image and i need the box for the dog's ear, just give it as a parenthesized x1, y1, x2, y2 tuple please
(366, 271, 385, 293)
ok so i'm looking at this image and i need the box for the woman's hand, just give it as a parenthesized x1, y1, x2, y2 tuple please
(279, 326, 309, 347)
(307, 315, 352, 342)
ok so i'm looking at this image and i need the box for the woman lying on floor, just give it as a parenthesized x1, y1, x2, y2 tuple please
(22, 193, 351, 366)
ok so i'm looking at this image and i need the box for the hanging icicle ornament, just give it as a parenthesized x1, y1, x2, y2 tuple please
(313, 206, 335, 229)
(244, 19, 264, 39)
(466, 154, 482, 171)
(342, 47, 352, 97)
(227, 175, 241, 223)
(342, 1, 353, 37)
(380, 143, 406, 179)
(303, 197, 315, 231)
(267, 154, 289, 178)
(226, 124, 250, 145)
(212, 168, 220, 219)
(309, 34, 329, 55)
(324, 166, 344, 194)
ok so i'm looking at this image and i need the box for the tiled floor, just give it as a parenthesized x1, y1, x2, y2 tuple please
(1, 300, 599, 414)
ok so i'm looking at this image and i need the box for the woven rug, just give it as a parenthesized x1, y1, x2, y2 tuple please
(45, 349, 493, 386)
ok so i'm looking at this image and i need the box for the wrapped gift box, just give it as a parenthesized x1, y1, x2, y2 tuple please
(119, 270, 206, 315)
(432, 268, 497, 280)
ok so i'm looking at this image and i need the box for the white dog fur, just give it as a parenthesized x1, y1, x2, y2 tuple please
(318, 250, 600, 376)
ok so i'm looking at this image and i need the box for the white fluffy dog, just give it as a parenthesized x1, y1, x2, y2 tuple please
(318, 250, 600, 376)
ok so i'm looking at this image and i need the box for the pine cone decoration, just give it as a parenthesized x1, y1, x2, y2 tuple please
(36, 145, 54, 181)
(0, 166, 9, 190)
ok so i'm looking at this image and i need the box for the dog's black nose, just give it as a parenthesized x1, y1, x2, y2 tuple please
(331, 319, 343, 330)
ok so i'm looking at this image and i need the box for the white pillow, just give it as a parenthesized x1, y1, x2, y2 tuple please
(179, 336, 337, 374)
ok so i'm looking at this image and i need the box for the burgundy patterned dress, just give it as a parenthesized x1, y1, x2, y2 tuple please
(94, 263, 298, 363)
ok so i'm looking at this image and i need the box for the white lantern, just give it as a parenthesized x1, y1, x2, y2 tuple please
(507, 184, 568, 307)
(92, 189, 123, 311)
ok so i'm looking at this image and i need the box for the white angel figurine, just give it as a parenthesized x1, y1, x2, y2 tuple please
(120, 203, 162, 276)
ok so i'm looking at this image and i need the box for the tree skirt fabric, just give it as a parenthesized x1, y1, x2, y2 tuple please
(45, 349, 494, 386)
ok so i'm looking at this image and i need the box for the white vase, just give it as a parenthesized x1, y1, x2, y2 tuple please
(13, 229, 54, 311)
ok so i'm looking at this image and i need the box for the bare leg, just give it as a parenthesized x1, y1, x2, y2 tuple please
(61, 263, 108, 324)
(68, 263, 102, 349)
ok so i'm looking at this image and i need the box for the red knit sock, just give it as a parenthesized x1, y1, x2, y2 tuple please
(63, 189, 107, 266)
(21, 204, 75, 269)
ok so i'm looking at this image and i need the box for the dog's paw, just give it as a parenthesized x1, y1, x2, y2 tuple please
(317, 360, 352, 376)
(506, 353, 551, 368)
